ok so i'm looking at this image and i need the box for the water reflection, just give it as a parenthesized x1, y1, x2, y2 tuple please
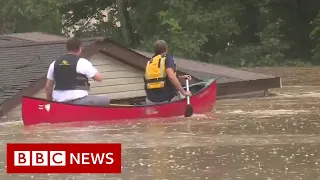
(0, 86, 320, 179)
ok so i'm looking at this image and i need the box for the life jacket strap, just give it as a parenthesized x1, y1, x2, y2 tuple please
(145, 77, 166, 83)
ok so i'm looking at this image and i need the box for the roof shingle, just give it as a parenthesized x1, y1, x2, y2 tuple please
(5, 32, 67, 42)
(0, 36, 32, 46)
(0, 34, 97, 106)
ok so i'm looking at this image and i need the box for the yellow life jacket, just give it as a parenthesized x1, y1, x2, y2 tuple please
(144, 54, 176, 89)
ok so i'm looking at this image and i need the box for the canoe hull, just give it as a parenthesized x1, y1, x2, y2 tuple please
(22, 79, 217, 126)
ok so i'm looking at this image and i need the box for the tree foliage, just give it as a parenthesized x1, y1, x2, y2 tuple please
(1, 0, 320, 67)
(0, 0, 63, 34)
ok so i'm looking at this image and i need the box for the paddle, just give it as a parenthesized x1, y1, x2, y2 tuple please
(184, 79, 193, 117)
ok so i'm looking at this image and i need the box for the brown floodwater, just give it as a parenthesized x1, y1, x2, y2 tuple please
(1, 69, 320, 179)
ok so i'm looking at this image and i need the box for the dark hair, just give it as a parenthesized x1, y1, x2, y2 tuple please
(154, 40, 167, 55)
(66, 38, 82, 51)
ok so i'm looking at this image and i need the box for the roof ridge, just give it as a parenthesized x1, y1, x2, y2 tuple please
(0, 37, 104, 49)
(4, 32, 67, 41)
(4, 34, 38, 42)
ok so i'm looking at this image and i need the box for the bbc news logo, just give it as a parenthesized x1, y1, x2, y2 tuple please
(6, 143, 121, 173)
(14, 151, 114, 166)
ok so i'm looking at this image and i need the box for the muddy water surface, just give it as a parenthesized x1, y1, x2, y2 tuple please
(0, 68, 320, 179)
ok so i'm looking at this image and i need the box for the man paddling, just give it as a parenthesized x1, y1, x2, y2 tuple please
(144, 40, 192, 105)
(45, 38, 110, 106)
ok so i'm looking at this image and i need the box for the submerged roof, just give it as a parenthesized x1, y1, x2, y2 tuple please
(0, 32, 101, 106)
(134, 50, 274, 83)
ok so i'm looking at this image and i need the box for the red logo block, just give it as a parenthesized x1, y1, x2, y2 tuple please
(6, 143, 121, 173)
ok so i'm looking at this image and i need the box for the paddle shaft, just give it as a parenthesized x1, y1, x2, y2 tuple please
(184, 78, 193, 117)
(186, 79, 190, 104)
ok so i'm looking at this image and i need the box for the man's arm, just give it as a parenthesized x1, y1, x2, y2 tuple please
(166, 68, 186, 93)
(45, 79, 54, 101)
(165, 55, 188, 95)
(79, 58, 102, 82)
(45, 62, 54, 101)
(92, 71, 102, 82)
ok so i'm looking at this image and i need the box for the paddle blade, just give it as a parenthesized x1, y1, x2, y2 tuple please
(184, 104, 193, 117)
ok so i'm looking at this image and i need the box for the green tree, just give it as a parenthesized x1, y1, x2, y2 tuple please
(0, 0, 63, 34)
(3, 0, 319, 67)
(310, 10, 320, 63)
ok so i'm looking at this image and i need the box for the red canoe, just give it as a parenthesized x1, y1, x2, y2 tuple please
(21, 79, 217, 126)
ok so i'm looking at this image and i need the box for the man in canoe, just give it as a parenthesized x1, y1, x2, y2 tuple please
(45, 38, 110, 106)
(144, 40, 192, 105)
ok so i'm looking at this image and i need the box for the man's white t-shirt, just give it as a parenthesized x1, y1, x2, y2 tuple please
(47, 57, 98, 102)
